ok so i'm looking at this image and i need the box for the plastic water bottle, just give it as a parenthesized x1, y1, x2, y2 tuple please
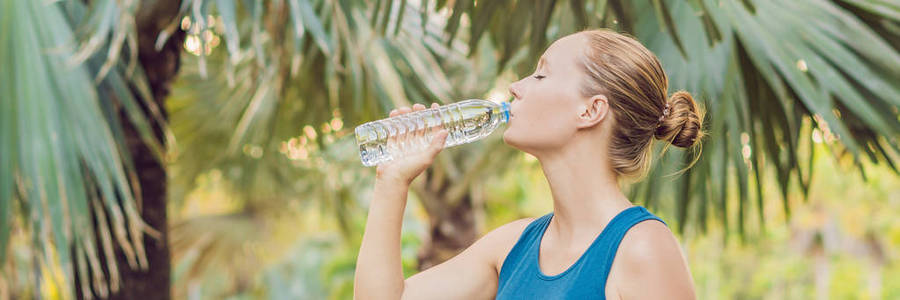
(355, 99, 511, 166)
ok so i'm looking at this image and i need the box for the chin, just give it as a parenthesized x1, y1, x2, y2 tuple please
(502, 130, 519, 147)
(503, 130, 568, 158)
(502, 130, 530, 153)
(502, 128, 514, 142)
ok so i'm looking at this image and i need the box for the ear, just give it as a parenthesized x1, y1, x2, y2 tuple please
(576, 94, 609, 129)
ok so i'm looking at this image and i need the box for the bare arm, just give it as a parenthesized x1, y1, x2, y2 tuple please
(354, 103, 447, 299)
(355, 175, 528, 300)
(353, 103, 529, 300)
(354, 178, 414, 299)
(401, 218, 532, 299)
(356, 177, 528, 299)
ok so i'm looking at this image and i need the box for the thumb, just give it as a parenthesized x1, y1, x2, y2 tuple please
(428, 129, 449, 156)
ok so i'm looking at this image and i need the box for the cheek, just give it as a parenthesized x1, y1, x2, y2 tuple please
(505, 94, 577, 148)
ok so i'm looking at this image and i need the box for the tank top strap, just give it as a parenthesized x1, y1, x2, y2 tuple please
(584, 206, 667, 289)
(515, 212, 554, 251)
(497, 212, 554, 291)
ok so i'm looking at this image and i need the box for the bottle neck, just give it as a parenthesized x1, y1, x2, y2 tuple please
(499, 101, 510, 123)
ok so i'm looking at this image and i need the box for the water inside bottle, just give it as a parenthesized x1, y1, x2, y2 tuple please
(356, 100, 509, 166)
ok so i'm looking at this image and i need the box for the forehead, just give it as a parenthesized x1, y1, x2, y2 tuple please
(540, 33, 586, 68)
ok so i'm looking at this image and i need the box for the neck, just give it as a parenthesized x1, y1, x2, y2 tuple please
(535, 133, 633, 243)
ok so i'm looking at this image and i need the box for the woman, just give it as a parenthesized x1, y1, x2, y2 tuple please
(354, 29, 701, 299)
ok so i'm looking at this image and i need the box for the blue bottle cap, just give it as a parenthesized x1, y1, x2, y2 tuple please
(501, 101, 510, 123)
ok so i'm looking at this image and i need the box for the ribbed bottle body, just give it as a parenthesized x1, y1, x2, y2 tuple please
(355, 100, 509, 166)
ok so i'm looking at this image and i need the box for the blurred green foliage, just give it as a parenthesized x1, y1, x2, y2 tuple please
(3, 0, 900, 299)
(150, 141, 900, 299)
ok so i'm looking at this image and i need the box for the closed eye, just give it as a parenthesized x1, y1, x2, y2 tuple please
(533, 75, 546, 80)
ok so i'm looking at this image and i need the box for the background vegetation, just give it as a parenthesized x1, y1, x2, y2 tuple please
(2, 0, 899, 299)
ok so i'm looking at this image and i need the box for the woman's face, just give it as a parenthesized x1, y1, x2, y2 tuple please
(503, 34, 592, 155)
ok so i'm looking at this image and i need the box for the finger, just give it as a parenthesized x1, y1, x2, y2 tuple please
(409, 106, 426, 147)
(389, 109, 399, 117)
(430, 103, 444, 131)
(393, 107, 413, 150)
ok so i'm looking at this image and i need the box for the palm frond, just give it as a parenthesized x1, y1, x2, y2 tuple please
(165, 0, 492, 207)
(427, 0, 900, 235)
(1, 0, 163, 296)
(146, 0, 900, 296)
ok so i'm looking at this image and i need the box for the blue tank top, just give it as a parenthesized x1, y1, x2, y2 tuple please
(495, 206, 665, 299)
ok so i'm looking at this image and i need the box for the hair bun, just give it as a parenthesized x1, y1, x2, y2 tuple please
(654, 91, 704, 148)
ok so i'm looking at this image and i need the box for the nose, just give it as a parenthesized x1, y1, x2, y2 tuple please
(509, 81, 522, 100)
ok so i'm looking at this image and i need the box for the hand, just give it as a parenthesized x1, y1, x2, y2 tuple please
(375, 103, 449, 186)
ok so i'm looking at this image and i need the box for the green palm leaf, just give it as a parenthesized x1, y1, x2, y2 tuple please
(422, 0, 900, 235)
(164, 0, 899, 269)
(135, 0, 900, 296)
(1, 0, 163, 296)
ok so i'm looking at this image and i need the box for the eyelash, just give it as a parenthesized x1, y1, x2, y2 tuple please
(533, 75, 546, 80)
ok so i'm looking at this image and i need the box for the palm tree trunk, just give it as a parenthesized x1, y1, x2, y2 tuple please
(416, 194, 479, 270)
(412, 168, 483, 270)
(411, 144, 512, 270)
(101, 1, 183, 299)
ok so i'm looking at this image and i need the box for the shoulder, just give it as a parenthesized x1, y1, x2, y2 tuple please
(472, 217, 536, 273)
(486, 217, 537, 240)
(480, 217, 535, 253)
(618, 219, 679, 262)
(608, 220, 696, 299)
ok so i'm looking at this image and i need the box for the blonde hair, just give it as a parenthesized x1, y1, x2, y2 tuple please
(577, 29, 705, 180)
